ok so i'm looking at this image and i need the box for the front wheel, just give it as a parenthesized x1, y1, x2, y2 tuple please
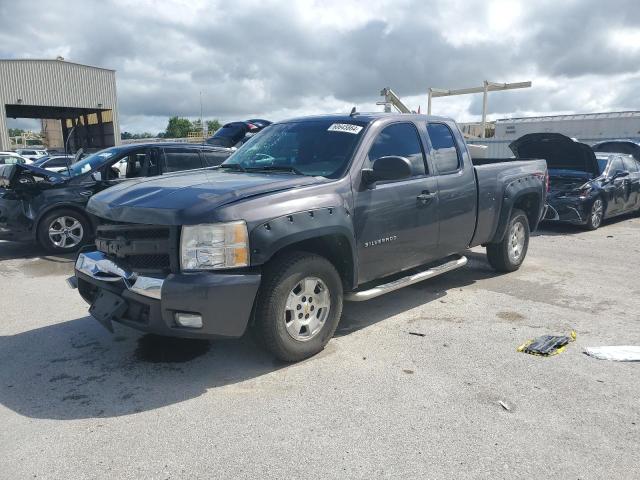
(37, 209, 91, 253)
(486, 209, 530, 272)
(585, 197, 605, 230)
(254, 252, 343, 362)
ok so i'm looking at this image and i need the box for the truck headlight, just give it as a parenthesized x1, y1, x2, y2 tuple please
(180, 221, 249, 271)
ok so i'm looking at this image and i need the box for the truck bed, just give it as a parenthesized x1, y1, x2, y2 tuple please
(470, 158, 548, 247)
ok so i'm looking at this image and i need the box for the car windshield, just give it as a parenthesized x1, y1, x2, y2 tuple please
(65, 146, 125, 177)
(221, 120, 366, 178)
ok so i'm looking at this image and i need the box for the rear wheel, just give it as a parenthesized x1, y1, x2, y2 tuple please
(486, 209, 530, 272)
(254, 252, 343, 362)
(37, 209, 90, 253)
(585, 197, 604, 230)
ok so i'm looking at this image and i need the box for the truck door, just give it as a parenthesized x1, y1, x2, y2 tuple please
(353, 122, 439, 284)
(425, 122, 477, 256)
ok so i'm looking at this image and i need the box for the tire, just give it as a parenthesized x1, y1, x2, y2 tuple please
(37, 209, 91, 253)
(486, 208, 530, 272)
(584, 197, 605, 230)
(254, 251, 343, 362)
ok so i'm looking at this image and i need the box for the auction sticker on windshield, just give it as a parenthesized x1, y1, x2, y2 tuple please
(327, 123, 363, 134)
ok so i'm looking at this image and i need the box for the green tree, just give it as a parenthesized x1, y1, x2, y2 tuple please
(206, 119, 221, 133)
(165, 116, 193, 138)
(8, 128, 24, 137)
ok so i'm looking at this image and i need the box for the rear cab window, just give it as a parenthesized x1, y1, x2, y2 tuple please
(202, 150, 229, 167)
(426, 123, 461, 175)
(367, 122, 427, 177)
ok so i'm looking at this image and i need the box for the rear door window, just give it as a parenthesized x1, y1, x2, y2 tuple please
(163, 147, 204, 173)
(426, 123, 461, 174)
(622, 157, 639, 173)
(367, 122, 427, 176)
(609, 157, 624, 175)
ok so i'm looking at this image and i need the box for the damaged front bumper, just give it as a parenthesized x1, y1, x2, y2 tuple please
(73, 251, 262, 339)
(543, 196, 590, 224)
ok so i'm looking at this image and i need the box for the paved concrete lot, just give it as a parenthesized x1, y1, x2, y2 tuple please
(1, 216, 639, 479)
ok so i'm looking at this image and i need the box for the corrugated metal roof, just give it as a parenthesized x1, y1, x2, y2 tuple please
(0, 59, 117, 109)
(495, 111, 640, 124)
(0, 58, 115, 72)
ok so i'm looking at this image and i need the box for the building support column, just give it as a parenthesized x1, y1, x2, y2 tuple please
(0, 104, 9, 151)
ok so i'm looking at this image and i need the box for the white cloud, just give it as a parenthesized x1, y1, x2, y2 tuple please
(1, 0, 640, 132)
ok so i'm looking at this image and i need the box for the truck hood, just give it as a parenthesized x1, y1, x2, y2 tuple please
(510, 133, 600, 178)
(87, 168, 329, 225)
(0, 162, 67, 189)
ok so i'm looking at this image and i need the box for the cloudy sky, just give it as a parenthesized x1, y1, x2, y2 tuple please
(1, 0, 639, 133)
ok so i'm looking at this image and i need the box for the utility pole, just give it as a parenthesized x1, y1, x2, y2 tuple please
(199, 91, 205, 139)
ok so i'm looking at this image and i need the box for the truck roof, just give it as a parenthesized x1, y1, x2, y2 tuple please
(278, 112, 455, 125)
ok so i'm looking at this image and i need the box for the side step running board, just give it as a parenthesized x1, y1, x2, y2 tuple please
(344, 255, 467, 302)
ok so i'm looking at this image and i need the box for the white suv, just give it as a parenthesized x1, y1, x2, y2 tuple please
(0, 151, 32, 165)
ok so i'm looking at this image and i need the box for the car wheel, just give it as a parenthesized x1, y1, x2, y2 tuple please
(37, 209, 91, 253)
(486, 208, 530, 273)
(254, 252, 343, 362)
(585, 198, 605, 230)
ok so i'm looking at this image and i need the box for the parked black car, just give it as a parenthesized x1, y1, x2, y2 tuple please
(206, 119, 271, 148)
(0, 142, 233, 252)
(592, 139, 640, 162)
(72, 113, 547, 361)
(514, 133, 640, 229)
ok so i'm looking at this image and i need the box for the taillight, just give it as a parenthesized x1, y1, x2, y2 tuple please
(546, 171, 550, 192)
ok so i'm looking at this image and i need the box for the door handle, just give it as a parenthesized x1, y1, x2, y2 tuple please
(417, 191, 436, 204)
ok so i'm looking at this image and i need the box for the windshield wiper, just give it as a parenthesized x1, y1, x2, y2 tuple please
(219, 163, 246, 172)
(245, 165, 304, 175)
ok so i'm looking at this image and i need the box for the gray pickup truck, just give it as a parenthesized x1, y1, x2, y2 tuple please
(71, 113, 548, 361)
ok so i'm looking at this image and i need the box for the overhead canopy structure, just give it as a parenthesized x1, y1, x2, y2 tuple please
(428, 81, 532, 138)
(0, 59, 120, 151)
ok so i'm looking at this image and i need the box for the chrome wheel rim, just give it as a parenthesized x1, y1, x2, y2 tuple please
(48, 216, 84, 249)
(508, 220, 526, 264)
(284, 277, 331, 342)
(591, 199, 603, 228)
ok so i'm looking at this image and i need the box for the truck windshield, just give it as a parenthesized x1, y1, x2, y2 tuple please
(65, 146, 125, 177)
(221, 120, 366, 178)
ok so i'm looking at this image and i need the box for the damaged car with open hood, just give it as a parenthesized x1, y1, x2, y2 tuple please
(511, 133, 640, 230)
(0, 142, 235, 252)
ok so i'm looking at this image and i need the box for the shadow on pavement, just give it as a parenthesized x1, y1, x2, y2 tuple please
(0, 240, 75, 262)
(0, 250, 498, 421)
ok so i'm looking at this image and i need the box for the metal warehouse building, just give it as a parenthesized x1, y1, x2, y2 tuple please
(471, 111, 640, 157)
(0, 58, 120, 151)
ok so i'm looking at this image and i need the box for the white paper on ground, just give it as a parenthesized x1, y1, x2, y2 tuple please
(584, 346, 640, 362)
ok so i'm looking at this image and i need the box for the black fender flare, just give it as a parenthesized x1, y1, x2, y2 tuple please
(249, 206, 358, 288)
(491, 179, 543, 243)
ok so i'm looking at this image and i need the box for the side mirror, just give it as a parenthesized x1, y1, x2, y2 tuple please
(363, 156, 413, 184)
(91, 171, 102, 182)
